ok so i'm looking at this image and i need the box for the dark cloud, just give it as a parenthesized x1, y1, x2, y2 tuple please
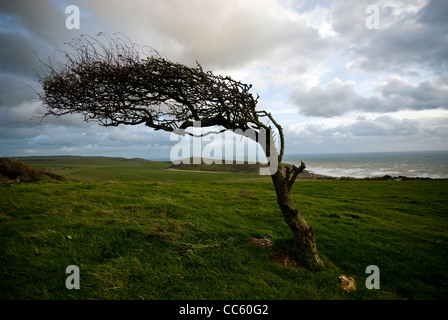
(331, 0, 448, 74)
(287, 1, 448, 118)
(417, 0, 448, 27)
(378, 76, 448, 110)
(0, 33, 39, 76)
(0, 73, 36, 106)
(0, 0, 70, 44)
(291, 76, 448, 117)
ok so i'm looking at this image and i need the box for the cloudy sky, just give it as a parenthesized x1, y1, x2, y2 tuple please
(1, 0, 447, 160)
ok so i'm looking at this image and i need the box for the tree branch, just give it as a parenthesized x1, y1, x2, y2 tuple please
(287, 160, 306, 190)
(37, 33, 285, 167)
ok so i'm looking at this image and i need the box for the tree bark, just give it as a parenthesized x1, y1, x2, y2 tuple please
(271, 165, 323, 270)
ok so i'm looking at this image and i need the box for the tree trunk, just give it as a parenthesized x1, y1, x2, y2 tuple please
(271, 167, 323, 270)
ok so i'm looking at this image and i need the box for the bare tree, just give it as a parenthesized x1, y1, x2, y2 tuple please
(37, 34, 323, 269)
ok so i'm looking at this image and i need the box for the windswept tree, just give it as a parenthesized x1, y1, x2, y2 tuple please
(37, 34, 323, 269)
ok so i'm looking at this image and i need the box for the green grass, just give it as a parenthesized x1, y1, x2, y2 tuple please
(0, 156, 447, 299)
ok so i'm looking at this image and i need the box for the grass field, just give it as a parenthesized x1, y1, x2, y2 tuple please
(0, 156, 447, 300)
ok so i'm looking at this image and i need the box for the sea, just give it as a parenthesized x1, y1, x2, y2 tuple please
(283, 151, 448, 179)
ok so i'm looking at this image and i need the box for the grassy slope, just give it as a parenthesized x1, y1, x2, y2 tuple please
(0, 156, 447, 300)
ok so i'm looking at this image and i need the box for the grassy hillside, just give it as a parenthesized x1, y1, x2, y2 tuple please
(0, 156, 447, 300)
(168, 157, 264, 173)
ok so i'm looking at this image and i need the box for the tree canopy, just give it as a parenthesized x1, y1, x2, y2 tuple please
(38, 33, 285, 162)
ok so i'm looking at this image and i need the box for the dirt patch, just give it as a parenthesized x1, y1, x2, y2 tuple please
(250, 237, 273, 248)
(249, 237, 303, 269)
(270, 249, 303, 269)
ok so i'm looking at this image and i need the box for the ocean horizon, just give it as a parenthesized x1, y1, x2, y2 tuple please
(14, 150, 448, 179)
(283, 150, 448, 179)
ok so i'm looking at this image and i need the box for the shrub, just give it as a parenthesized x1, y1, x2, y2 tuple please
(0, 157, 65, 183)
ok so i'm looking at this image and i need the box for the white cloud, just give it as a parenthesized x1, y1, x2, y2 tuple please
(303, 5, 336, 38)
(81, 0, 328, 70)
